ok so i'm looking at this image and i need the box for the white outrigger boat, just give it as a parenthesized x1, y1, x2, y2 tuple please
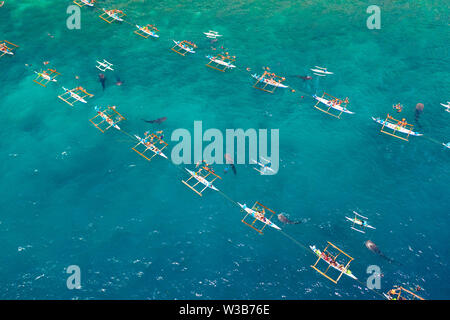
(238, 203, 281, 231)
(0, 45, 13, 55)
(95, 107, 121, 131)
(134, 135, 168, 159)
(62, 87, 88, 103)
(204, 30, 222, 39)
(251, 73, 288, 88)
(313, 94, 354, 114)
(310, 245, 357, 280)
(0, 41, 18, 57)
(372, 117, 422, 136)
(185, 168, 219, 191)
(77, 0, 95, 7)
(206, 55, 235, 69)
(443, 142, 450, 149)
(345, 211, 375, 233)
(172, 40, 196, 54)
(135, 25, 159, 38)
(310, 66, 333, 76)
(441, 102, 450, 112)
(251, 157, 275, 175)
(34, 71, 57, 83)
(96, 59, 114, 72)
(102, 9, 124, 22)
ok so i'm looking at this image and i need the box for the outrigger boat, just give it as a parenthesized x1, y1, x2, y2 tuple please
(310, 66, 333, 76)
(132, 131, 168, 161)
(182, 164, 221, 196)
(33, 69, 60, 87)
(171, 40, 197, 56)
(239, 202, 281, 233)
(252, 71, 288, 93)
(90, 106, 125, 133)
(204, 30, 222, 39)
(251, 157, 275, 175)
(441, 102, 450, 112)
(372, 114, 422, 141)
(96, 59, 114, 72)
(313, 92, 354, 118)
(345, 211, 375, 234)
(0, 40, 19, 58)
(99, 9, 125, 24)
(58, 86, 93, 106)
(135, 24, 159, 38)
(310, 242, 357, 283)
(443, 142, 450, 149)
(206, 53, 236, 72)
(73, 0, 95, 7)
(384, 286, 425, 300)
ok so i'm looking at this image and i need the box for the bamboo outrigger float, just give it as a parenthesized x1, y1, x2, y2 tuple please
(239, 201, 281, 234)
(0, 40, 19, 58)
(90, 106, 125, 133)
(206, 53, 236, 72)
(372, 114, 422, 141)
(310, 242, 356, 284)
(313, 92, 353, 119)
(99, 9, 126, 24)
(132, 131, 168, 161)
(33, 69, 60, 87)
(252, 70, 287, 93)
(73, 0, 95, 7)
(58, 86, 93, 106)
(171, 40, 197, 56)
(182, 163, 221, 196)
(384, 286, 425, 300)
(134, 24, 159, 39)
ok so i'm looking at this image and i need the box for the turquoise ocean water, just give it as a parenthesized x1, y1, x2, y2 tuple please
(0, 0, 449, 299)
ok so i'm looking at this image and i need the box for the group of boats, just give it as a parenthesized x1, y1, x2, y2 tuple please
(2, 2, 444, 299)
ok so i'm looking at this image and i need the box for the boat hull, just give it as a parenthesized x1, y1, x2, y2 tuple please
(238, 203, 281, 230)
(372, 117, 422, 136)
(310, 246, 357, 280)
(313, 95, 354, 114)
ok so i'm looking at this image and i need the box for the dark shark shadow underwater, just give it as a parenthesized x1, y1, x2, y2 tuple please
(365, 240, 402, 266)
(277, 213, 302, 225)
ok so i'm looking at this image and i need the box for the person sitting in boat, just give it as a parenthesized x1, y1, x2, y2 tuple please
(387, 288, 400, 300)
(399, 118, 407, 127)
